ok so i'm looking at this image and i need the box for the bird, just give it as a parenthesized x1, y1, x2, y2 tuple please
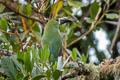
(42, 19, 62, 63)
(56, 17, 73, 24)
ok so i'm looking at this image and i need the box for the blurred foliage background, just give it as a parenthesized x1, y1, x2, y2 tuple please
(0, 0, 120, 80)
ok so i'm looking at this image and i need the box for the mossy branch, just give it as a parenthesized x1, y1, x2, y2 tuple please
(62, 56, 120, 80)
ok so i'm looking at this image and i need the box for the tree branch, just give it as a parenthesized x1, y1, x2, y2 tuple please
(67, 2, 107, 47)
(62, 56, 120, 80)
(1, 1, 46, 25)
(109, 17, 120, 53)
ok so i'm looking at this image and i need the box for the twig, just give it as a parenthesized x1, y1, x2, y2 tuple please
(62, 47, 73, 61)
(21, 18, 41, 44)
(15, 27, 24, 51)
(28, 21, 42, 44)
(0, 29, 15, 35)
(62, 71, 79, 80)
(109, 17, 120, 53)
(45, 0, 50, 9)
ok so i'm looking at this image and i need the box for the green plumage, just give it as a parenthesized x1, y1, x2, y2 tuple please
(42, 19, 62, 62)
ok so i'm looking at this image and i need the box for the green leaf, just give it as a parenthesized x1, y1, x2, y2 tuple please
(32, 30, 41, 41)
(16, 73, 24, 80)
(0, 4, 5, 13)
(1, 56, 16, 79)
(31, 46, 39, 63)
(104, 0, 110, 5)
(0, 77, 3, 80)
(22, 3, 32, 16)
(105, 21, 120, 26)
(10, 35, 19, 44)
(72, 48, 77, 61)
(17, 52, 24, 63)
(11, 56, 23, 72)
(24, 47, 34, 73)
(63, 7, 72, 16)
(60, 24, 65, 32)
(23, 75, 29, 80)
(106, 13, 119, 19)
(0, 0, 3, 2)
(53, 62, 57, 71)
(53, 70, 62, 80)
(39, 45, 50, 63)
(33, 0, 39, 3)
(52, 0, 64, 18)
(85, 17, 96, 23)
(26, 4, 32, 16)
(20, 32, 26, 41)
(80, 46, 90, 63)
(32, 75, 45, 80)
(67, 0, 85, 8)
(90, 2, 100, 19)
(80, 54, 87, 63)
(11, 43, 20, 53)
(0, 32, 8, 42)
(0, 18, 8, 31)
(110, 0, 116, 5)
(46, 69, 51, 79)
(6, 78, 13, 80)
(32, 23, 41, 32)
(1, 56, 22, 80)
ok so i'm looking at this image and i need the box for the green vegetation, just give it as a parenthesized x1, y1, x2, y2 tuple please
(0, 0, 120, 80)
